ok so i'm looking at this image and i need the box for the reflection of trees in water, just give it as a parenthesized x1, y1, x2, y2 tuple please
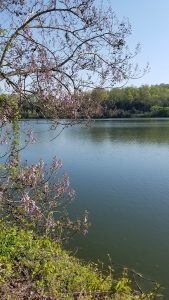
(67, 120, 169, 145)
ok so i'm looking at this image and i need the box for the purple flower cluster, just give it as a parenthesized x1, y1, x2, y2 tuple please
(46, 213, 55, 231)
(21, 193, 38, 215)
(51, 156, 62, 170)
(0, 137, 8, 144)
(26, 128, 37, 144)
(19, 160, 45, 187)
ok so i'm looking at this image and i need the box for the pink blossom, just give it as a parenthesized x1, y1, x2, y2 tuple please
(83, 229, 88, 235)
(51, 156, 62, 170)
(46, 214, 55, 231)
(44, 182, 49, 196)
(0, 137, 8, 144)
(21, 193, 37, 215)
(68, 188, 76, 199)
(1, 114, 8, 125)
(9, 158, 18, 166)
(26, 128, 37, 144)
(63, 174, 70, 188)
(38, 159, 45, 179)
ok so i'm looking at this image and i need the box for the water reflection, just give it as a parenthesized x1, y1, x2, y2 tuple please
(66, 119, 169, 145)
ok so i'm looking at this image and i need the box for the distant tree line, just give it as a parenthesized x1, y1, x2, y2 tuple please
(90, 84, 169, 118)
(2, 84, 169, 119)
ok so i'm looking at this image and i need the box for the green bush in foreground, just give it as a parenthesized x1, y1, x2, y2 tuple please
(0, 222, 161, 299)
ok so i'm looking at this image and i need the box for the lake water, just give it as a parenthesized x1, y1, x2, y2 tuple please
(20, 118, 169, 297)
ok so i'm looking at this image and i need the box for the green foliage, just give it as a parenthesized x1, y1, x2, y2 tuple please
(0, 221, 161, 299)
(91, 87, 108, 103)
(151, 105, 169, 117)
(0, 94, 20, 122)
(90, 84, 169, 118)
(2, 83, 169, 119)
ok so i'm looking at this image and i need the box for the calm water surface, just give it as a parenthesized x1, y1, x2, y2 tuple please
(21, 118, 169, 297)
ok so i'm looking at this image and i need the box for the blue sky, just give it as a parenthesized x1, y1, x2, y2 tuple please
(107, 0, 169, 86)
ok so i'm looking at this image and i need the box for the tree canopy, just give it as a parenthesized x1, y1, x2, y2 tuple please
(0, 0, 144, 121)
(89, 84, 169, 118)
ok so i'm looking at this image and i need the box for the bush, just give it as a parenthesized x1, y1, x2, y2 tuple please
(0, 221, 161, 299)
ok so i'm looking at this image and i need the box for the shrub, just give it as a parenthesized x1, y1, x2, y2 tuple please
(0, 221, 161, 299)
